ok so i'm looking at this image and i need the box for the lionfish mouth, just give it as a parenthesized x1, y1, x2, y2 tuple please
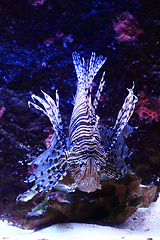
(78, 177, 101, 193)
(75, 159, 102, 193)
(77, 175, 101, 193)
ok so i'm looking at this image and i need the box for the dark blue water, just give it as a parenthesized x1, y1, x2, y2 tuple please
(0, 0, 160, 227)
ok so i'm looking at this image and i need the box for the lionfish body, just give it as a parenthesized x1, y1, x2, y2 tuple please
(21, 52, 138, 201)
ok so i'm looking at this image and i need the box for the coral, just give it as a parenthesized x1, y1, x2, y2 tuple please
(0, 107, 5, 121)
(43, 38, 54, 45)
(55, 30, 64, 39)
(44, 127, 54, 148)
(63, 34, 74, 47)
(113, 11, 143, 42)
(135, 91, 160, 123)
(41, 62, 47, 67)
(27, 164, 35, 174)
(29, 0, 46, 6)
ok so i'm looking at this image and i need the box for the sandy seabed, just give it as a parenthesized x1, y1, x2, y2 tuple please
(0, 195, 159, 240)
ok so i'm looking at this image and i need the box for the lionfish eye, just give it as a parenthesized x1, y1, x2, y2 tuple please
(96, 165, 101, 172)
(79, 163, 86, 169)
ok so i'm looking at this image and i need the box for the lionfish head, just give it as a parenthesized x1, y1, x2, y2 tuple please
(75, 160, 102, 193)
(69, 143, 103, 193)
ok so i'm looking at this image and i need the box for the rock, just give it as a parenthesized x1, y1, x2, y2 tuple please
(22, 174, 158, 230)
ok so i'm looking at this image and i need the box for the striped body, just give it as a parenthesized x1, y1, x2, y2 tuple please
(21, 52, 138, 201)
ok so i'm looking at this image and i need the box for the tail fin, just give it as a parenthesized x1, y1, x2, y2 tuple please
(69, 52, 107, 144)
(72, 51, 107, 101)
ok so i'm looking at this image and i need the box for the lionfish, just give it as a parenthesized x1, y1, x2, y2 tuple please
(18, 52, 138, 202)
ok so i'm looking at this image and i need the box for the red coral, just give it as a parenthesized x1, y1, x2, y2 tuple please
(0, 107, 5, 120)
(27, 164, 35, 174)
(44, 127, 54, 148)
(49, 192, 70, 204)
(135, 91, 160, 123)
(113, 11, 143, 42)
(56, 30, 64, 39)
(29, 0, 46, 6)
(43, 38, 54, 45)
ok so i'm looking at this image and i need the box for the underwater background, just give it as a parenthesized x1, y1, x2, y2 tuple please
(0, 0, 160, 228)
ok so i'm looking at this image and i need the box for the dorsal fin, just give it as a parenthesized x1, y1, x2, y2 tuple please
(28, 90, 66, 149)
